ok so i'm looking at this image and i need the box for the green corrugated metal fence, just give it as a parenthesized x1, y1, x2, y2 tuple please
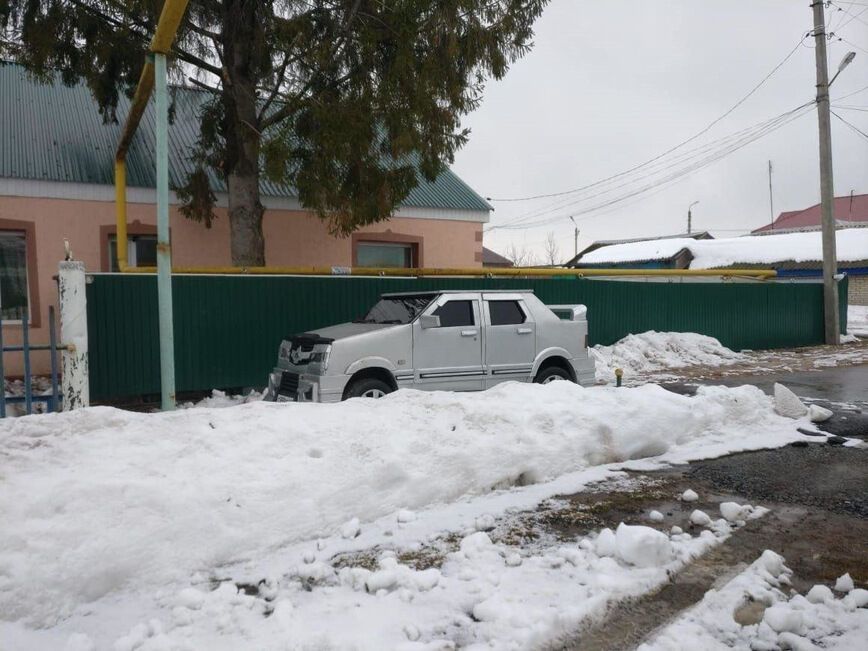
(85, 274, 849, 400)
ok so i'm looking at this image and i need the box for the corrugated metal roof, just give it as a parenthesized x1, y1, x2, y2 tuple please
(0, 62, 492, 213)
(753, 194, 868, 233)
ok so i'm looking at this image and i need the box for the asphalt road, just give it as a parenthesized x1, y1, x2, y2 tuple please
(558, 363, 868, 650)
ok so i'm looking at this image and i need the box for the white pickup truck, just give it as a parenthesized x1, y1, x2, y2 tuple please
(264, 289, 595, 402)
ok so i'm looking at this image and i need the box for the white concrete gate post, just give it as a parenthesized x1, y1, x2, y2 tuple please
(58, 261, 90, 409)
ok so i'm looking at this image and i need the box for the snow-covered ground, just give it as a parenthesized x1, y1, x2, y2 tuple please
(849, 305, 868, 337)
(0, 382, 835, 649)
(591, 331, 746, 383)
(640, 551, 868, 650)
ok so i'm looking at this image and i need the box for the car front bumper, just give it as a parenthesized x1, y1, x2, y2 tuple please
(264, 369, 348, 403)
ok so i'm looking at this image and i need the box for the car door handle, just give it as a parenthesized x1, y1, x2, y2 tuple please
(460, 329, 478, 337)
(516, 327, 533, 334)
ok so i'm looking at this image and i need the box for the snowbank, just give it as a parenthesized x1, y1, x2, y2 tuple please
(579, 229, 868, 268)
(591, 331, 745, 382)
(0, 382, 795, 625)
(639, 550, 868, 650)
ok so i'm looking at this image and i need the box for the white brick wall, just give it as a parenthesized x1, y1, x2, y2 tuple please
(848, 275, 868, 307)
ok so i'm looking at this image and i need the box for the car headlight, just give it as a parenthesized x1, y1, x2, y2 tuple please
(308, 344, 331, 372)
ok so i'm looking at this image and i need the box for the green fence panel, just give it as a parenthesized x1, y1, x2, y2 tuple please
(85, 274, 843, 400)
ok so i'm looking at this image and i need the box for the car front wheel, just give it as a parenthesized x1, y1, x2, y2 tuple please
(533, 366, 572, 385)
(344, 377, 393, 400)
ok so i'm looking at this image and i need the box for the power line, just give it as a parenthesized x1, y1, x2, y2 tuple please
(830, 1, 868, 29)
(491, 105, 812, 229)
(834, 83, 868, 101)
(486, 103, 814, 232)
(834, 35, 868, 57)
(832, 110, 868, 141)
(486, 35, 808, 203)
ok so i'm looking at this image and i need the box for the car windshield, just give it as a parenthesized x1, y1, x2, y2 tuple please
(355, 295, 434, 325)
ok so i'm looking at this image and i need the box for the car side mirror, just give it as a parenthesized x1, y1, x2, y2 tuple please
(419, 314, 440, 329)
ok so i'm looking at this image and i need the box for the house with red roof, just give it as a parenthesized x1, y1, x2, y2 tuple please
(753, 193, 868, 234)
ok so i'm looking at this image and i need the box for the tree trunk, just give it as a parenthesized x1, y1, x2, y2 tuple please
(223, 1, 266, 267)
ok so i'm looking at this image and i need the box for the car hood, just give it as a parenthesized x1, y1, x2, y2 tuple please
(307, 322, 400, 341)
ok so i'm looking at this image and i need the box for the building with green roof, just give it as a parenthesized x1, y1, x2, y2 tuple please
(0, 61, 491, 374)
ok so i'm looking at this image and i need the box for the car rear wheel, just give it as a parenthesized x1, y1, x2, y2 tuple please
(533, 366, 572, 385)
(344, 377, 393, 400)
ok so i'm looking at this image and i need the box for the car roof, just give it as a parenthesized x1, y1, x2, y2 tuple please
(380, 289, 535, 298)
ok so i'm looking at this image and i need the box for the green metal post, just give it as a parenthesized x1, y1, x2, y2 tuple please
(154, 53, 176, 410)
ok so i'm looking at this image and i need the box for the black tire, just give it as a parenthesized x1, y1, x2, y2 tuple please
(343, 377, 393, 400)
(533, 365, 573, 385)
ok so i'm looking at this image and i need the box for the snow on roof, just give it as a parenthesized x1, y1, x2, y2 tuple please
(579, 228, 868, 268)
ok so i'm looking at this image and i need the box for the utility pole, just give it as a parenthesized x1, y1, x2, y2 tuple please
(811, 0, 840, 345)
(687, 201, 699, 235)
(569, 216, 579, 259)
(768, 160, 775, 227)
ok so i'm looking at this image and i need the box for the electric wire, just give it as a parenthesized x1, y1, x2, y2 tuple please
(485, 35, 808, 203)
(489, 105, 812, 230)
(832, 110, 868, 141)
(485, 102, 814, 232)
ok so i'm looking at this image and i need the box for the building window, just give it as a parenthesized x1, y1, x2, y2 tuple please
(0, 231, 29, 321)
(108, 235, 158, 271)
(356, 242, 415, 268)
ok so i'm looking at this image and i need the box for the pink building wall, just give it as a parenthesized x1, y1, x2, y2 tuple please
(0, 194, 484, 377)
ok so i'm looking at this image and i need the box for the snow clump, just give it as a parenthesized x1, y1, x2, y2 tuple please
(689, 510, 712, 527)
(681, 489, 699, 502)
(808, 404, 833, 423)
(806, 584, 834, 604)
(719, 502, 749, 523)
(835, 573, 855, 593)
(615, 523, 673, 568)
(774, 383, 808, 419)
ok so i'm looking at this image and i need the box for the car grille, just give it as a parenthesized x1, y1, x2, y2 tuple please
(277, 371, 300, 399)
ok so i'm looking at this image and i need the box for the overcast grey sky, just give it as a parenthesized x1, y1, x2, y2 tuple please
(450, 0, 868, 262)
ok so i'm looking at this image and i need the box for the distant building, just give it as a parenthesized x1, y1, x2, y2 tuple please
(482, 247, 514, 268)
(564, 232, 713, 269)
(753, 193, 868, 234)
(567, 229, 868, 307)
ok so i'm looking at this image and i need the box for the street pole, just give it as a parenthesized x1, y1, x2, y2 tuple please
(768, 160, 775, 227)
(811, 0, 840, 345)
(687, 201, 699, 235)
(155, 52, 177, 408)
(569, 216, 579, 258)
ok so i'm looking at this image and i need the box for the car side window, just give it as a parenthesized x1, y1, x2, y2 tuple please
(433, 300, 475, 327)
(488, 300, 526, 326)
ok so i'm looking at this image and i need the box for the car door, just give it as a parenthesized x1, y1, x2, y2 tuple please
(412, 294, 485, 391)
(483, 294, 536, 388)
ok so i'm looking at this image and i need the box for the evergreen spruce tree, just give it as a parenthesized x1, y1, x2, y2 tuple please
(1, 1, 548, 265)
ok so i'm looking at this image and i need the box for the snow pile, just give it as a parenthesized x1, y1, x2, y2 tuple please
(591, 331, 745, 382)
(179, 388, 261, 409)
(33, 517, 744, 651)
(639, 551, 868, 650)
(0, 382, 801, 626)
(849, 305, 868, 337)
(580, 229, 868, 268)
